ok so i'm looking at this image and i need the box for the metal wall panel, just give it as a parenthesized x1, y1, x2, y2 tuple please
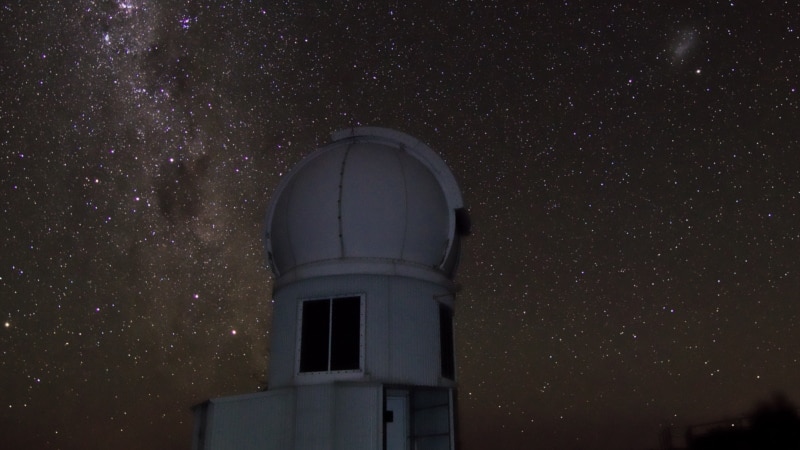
(364, 276, 390, 380)
(333, 383, 383, 449)
(388, 277, 441, 386)
(199, 389, 294, 450)
(269, 288, 299, 387)
(294, 384, 334, 450)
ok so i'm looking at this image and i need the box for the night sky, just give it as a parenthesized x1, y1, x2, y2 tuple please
(2, 1, 799, 449)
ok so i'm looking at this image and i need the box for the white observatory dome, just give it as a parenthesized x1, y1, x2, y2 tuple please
(265, 127, 468, 286)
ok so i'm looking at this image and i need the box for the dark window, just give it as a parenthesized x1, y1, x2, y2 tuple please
(330, 296, 361, 370)
(439, 305, 455, 379)
(299, 296, 362, 373)
(299, 299, 330, 372)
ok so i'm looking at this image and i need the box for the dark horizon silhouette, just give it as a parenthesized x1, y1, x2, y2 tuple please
(678, 393, 800, 450)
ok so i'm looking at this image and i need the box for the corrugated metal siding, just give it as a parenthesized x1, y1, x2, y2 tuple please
(333, 385, 383, 450)
(198, 384, 385, 450)
(365, 275, 390, 379)
(294, 384, 334, 449)
(388, 277, 441, 386)
(268, 290, 299, 387)
(292, 383, 384, 450)
(202, 390, 294, 450)
(333, 384, 382, 449)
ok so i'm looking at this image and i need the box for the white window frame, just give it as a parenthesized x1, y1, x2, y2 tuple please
(295, 294, 365, 381)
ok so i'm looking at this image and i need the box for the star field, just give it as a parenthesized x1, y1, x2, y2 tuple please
(2, 1, 799, 449)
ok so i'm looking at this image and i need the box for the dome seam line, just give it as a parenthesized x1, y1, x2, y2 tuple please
(337, 143, 354, 258)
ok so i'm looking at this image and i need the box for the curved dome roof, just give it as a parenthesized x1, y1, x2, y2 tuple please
(264, 127, 468, 285)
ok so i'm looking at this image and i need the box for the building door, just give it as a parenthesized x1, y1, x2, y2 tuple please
(385, 392, 409, 450)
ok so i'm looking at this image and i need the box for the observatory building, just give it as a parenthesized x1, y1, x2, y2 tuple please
(192, 127, 470, 450)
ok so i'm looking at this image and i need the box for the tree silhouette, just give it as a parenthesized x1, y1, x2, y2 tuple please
(687, 392, 800, 450)
(749, 392, 800, 449)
